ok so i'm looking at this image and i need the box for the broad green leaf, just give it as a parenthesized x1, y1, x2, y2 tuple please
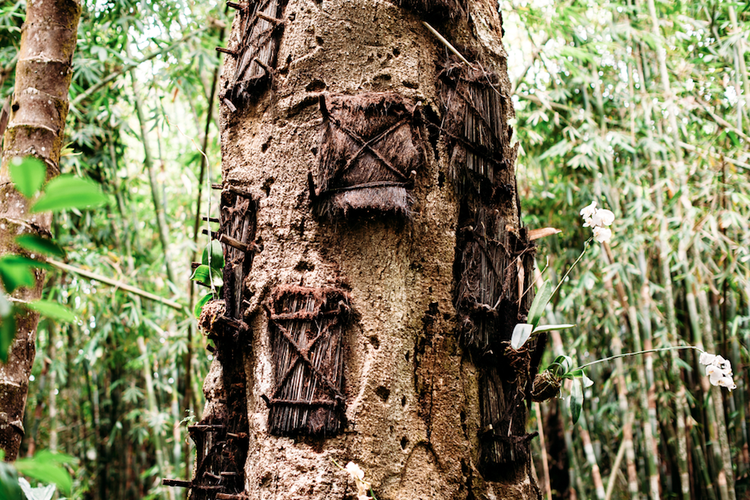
(570, 378, 583, 424)
(190, 265, 223, 288)
(549, 355, 573, 377)
(0, 459, 22, 500)
(0, 256, 37, 293)
(15, 451, 75, 495)
(31, 175, 108, 213)
(194, 293, 213, 318)
(201, 240, 224, 270)
(26, 300, 76, 323)
(527, 280, 552, 327)
(9, 156, 46, 199)
(15, 235, 66, 258)
(532, 323, 576, 334)
(0, 311, 15, 363)
(510, 323, 533, 349)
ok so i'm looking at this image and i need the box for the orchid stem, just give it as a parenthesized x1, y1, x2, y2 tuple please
(551, 238, 592, 300)
(577, 346, 704, 372)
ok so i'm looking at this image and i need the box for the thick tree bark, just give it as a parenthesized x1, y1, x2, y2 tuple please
(0, 0, 81, 460)
(188, 1, 540, 499)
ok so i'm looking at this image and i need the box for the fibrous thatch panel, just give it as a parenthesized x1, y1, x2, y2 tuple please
(313, 93, 424, 219)
(437, 59, 515, 204)
(265, 286, 350, 436)
(224, 0, 288, 107)
(455, 208, 535, 354)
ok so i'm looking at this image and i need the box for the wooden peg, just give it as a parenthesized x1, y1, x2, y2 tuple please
(216, 47, 238, 57)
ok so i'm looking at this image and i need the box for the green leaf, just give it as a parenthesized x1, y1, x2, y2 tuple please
(194, 293, 213, 318)
(31, 175, 108, 213)
(0, 311, 15, 363)
(570, 378, 583, 424)
(527, 280, 552, 327)
(15, 451, 75, 495)
(0, 460, 22, 500)
(0, 255, 37, 293)
(26, 300, 76, 323)
(532, 323, 576, 334)
(190, 265, 223, 288)
(201, 240, 224, 270)
(15, 235, 66, 258)
(9, 157, 46, 199)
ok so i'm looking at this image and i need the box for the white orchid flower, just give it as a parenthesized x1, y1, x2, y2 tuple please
(580, 201, 597, 219)
(593, 226, 612, 243)
(701, 351, 736, 391)
(591, 209, 615, 227)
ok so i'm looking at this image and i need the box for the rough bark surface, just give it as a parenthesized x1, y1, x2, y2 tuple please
(197, 0, 539, 498)
(0, 0, 81, 461)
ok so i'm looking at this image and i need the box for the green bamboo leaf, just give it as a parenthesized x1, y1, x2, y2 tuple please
(0, 458, 22, 500)
(527, 280, 552, 327)
(0, 256, 37, 293)
(31, 175, 108, 213)
(0, 311, 15, 363)
(9, 156, 46, 199)
(26, 300, 76, 323)
(15, 235, 66, 258)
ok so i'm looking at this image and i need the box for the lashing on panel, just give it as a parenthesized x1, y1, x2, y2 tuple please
(263, 286, 350, 436)
(310, 93, 424, 219)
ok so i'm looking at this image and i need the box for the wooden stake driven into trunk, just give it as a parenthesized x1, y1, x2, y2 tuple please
(0, 0, 81, 461)
(165, 190, 257, 499)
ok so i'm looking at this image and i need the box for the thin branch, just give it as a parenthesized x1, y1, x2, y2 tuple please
(48, 259, 184, 310)
(695, 96, 750, 144)
(678, 141, 750, 171)
(422, 22, 471, 66)
(512, 34, 550, 94)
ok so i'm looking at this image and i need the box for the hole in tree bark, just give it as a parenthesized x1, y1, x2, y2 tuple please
(375, 386, 390, 402)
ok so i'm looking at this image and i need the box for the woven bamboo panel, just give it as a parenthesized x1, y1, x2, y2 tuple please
(265, 286, 350, 436)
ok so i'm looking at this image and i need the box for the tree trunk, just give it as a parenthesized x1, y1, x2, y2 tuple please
(0, 0, 81, 460)
(186, 1, 541, 498)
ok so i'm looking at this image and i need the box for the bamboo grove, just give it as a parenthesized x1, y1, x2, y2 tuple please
(0, 0, 748, 498)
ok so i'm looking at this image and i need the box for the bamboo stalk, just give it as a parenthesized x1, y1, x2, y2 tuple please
(694, 246, 736, 500)
(579, 413, 605, 500)
(128, 70, 177, 285)
(137, 337, 174, 500)
(47, 259, 184, 310)
(534, 402, 553, 500)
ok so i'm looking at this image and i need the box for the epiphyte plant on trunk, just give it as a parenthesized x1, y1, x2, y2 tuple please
(0, 156, 108, 360)
(191, 240, 225, 318)
(521, 202, 739, 424)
